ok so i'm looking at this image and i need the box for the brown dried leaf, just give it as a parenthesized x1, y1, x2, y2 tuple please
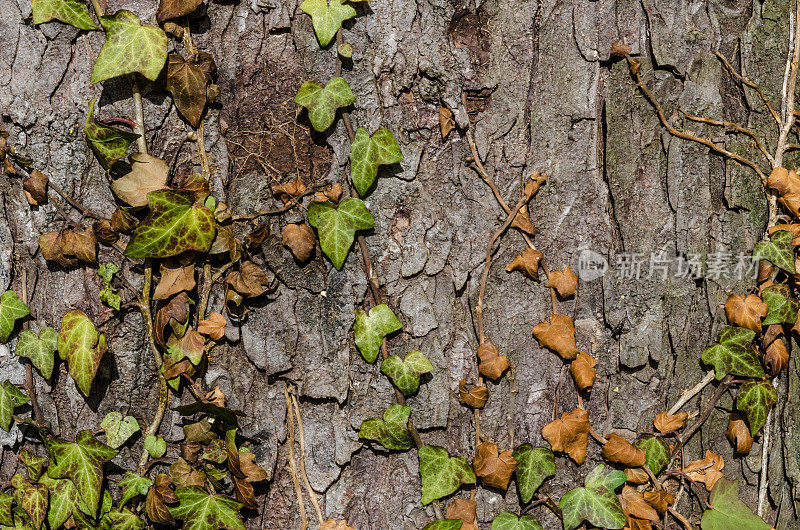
(166, 53, 212, 128)
(724, 294, 767, 333)
(653, 411, 688, 433)
(92, 220, 119, 245)
(111, 206, 138, 233)
(154, 292, 191, 345)
(763, 336, 789, 375)
(272, 178, 306, 204)
(683, 450, 724, 490)
(506, 248, 543, 280)
(570, 351, 596, 392)
(767, 166, 800, 218)
(198, 312, 226, 341)
(473, 442, 518, 490)
(154, 260, 196, 301)
(180, 172, 211, 197)
(542, 407, 589, 464)
(439, 107, 455, 139)
(511, 205, 536, 235)
(111, 153, 169, 208)
(620, 485, 659, 522)
(205, 386, 226, 407)
(642, 490, 674, 515)
(233, 475, 257, 509)
(23, 169, 48, 205)
(282, 223, 316, 263)
(225, 285, 246, 321)
(523, 171, 547, 201)
(170, 458, 207, 489)
(446, 498, 478, 530)
(477, 340, 510, 380)
(245, 222, 269, 249)
(625, 516, 653, 530)
(320, 521, 355, 530)
(459, 380, 489, 409)
(610, 41, 633, 58)
(227, 261, 272, 297)
(39, 231, 77, 268)
(238, 451, 268, 483)
(532, 313, 579, 360)
(163, 358, 193, 380)
(60, 228, 97, 264)
(157, 0, 203, 22)
(726, 414, 753, 455)
(624, 467, 649, 485)
(546, 266, 577, 298)
(146, 474, 177, 524)
(601, 433, 646, 468)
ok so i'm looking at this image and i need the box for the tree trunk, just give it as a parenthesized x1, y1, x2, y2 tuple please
(1, 0, 797, 527)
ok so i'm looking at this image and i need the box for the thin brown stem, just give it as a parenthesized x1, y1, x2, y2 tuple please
(668, 376, 733, 465)
(231, 189, 317, 221)
(715, 51, 781, 127)
(290, 393, 324, 526)
(20, 271, 43, 424)
(283, 384, 308, 530)
(681, 112, 775, 167)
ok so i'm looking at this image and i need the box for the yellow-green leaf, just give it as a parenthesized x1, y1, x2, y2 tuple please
(84, 98, 140, 169)
(700, 478, 770, 529)
(353, 304, 402, 363)
(308, 198, 373, 269)
(169, 487, 245, 530)
(100, 412, 140, 449)
(418, 445, 476, 505)
(512, 444, 555, 504)
(0, 381, 29, 432)
(90, 10, 168, 83)
(558, 464, 626, 530)
(701, 326, 764, 381)
(358, 404, 414, 451)
(57, 309, 107, 396)
(736, 380, 778, 435)
(294, 77, 355, 132)
(380, 350, 433, 395)
(350, 127, 403, 196)
(14, 327, 57, 379)
(299, 0, 356, 47)
(31, 0, 97, 29)
(0, 291, 30, 343)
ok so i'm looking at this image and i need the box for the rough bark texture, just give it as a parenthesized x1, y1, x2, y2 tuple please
(1, 0, 798, 527)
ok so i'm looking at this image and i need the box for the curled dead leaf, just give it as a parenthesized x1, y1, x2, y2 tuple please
(439, 106, 455, 139)
(111, 206, 138, 233)
(245, 222, 270, 249)
(477, 340, 510, 380)
(767, 166, 800, 218)
(92, 220, 119, 245)
(198, 312, 226, 341)
(763, 336, 789, 375)
(683, 450, 724, 490)
(758, 261, 774, 283)
(532, 313, 579, 360)
(642, 490, 674, 515)
(523, 171, 547, 201)
(282, 224, 316, 263)
(726, 414, 753, 455)
(446, 498, 478, 530)
(546, 266, 577, 298)
(506, 248, 543, 280)
(724, 294, 767, 333)
(225, 285, 246, 321)
(39, 228, 97, 267)
(154, 292, 191, 345)
(205, 386, 226, 407)
(511, 205, 536, 235)
(473, 442, 518, 490)
(146, 473, 177, 524)
(313, 183, 344, 203)
(459, 380, 489, 408)
(625, 516, 653, 530)
(624, 467, 649, 485)
(154, 260, 196, 301)
(653, 411, 688, 433)
(23, 169, 48, 205)
(620, 485, 659, 522)
(542, 407, 589, 464)
(227, 261, 273, 297)
(601, 433, 646, 468)
(272, 178, 306, 204)
(570, 351, 596, 392)
(610, 41, 633, 58)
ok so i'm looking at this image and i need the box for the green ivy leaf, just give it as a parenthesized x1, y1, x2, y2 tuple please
(308, 198, 374, 269)
(490, 511, 543, 530)
(299, 0, 356, 47)
(700, 478, 770, 529)
(353, 304, 402, 363)
(558, 464, 626, 530)
(31, 0, 97, 29)
(90, 10, 168, 83)
(20, 483, 47, 530)
(18, 449, 46, 481)
(14, 327, 57, 379)
(169, 487, 245, 530)
(0, 492, 12, 526)
(84, 98, 140, 169)
(634, 435, 669, 476)
(760, 284, 799, 325)
(39, 475, 79, 530)
(752, 230, 795, 274)
(125, 190, 216, 258)
(0, 291, 30, 343)
(57, 309, 107, 396)
(97, 263, 121, 311)
(701, 326, 764, 381)
(0, 381, 29, 432)
(423, 520, 463, 530)
(358, 404, 414, 451)
(380, 350, 433, 395)
(144, 435, 167, 458)
(350, 127, 404, 196)
(418, 445, 476, 505)
(294, 77, 355, 132)
(107, 508, 146, 529)
(99, 412, 140, 449)
(512, 444, 555, 504)
(338, 42, 353, 58)
(119, 472, 152, 508)
(47, 431, 118, 517)
(736, 380, 778, 435)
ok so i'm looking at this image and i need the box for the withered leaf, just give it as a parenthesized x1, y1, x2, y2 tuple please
(726, 414, 753, 455)
(445, 498, 477, 530)
(763, 336, 789, 375)
(546, 266, 577, 298)
(23, 169, 48, 205)
(272, 178, 306, 204)
(542, 407, 589, 464)
(506, 248, 543, 280)
(724, 294, 767, 333)
(473, 442, 518, 490)
(511, 205, 535, 235)
(154, 292, 191, 345)
(524, 171, 548, 201)
(157, 0, 203, 22)
(282, 223, 316, 263)
(153, 260, 196, 301)
(620, 485, 659, 522)
(170, 458, 206, 489)
(237, 451, 268, 483)
(245, 222, 269, 249)
(570, 351, 596, 392)
(653, 411, 688, 433)
(198, 312, 226, 341)
(533, 313, 579, 360)
(205, 386, 226, 407)
(477, 340, 510, 380)
(233, 475, 257, 509)
(439, 106, 455, 139)
(40, 228, 97, 267)
(110, 153, 168, 208)
(92, 220, 119, 245)
(111, 206, 138, 233)
(625, 516, 653, 530)
(166, 53, 211, 129)
(767, 166, 800, 218)
(683, 450, 724, 490)
(601, 433, 646, 468)
(642, 490, 673, 515)
(145, 480, 175, 524)
(227, 261, 272, 298)
(458, 379, 488, 409)
(624, 467, 649, 485)
(39, 231, 76, 268)
(769, 223, 800, 245)
(320, 521, 355, 530)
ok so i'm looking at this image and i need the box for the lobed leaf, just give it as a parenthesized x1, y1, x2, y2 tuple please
(308, 198, 373, 269)
(299, 0, 356, 47)
(511, 444, 555, 504)
(31, 0, 97, 29)
(418, 445, 476, 505)
(0, 381, 29, 432)
(0, 291, 30, 343)
(84, 98, 140, 169)
(350, 127, 404, 196)
(119, 472, 152, 508)
(736, 380, 778, 435)
(700, 478, 770, 529)
(752, 230, 795, 274)
(14, 327, 57, 379)
(294, 77, 355, 132)
(559, 464, 626, 530)
(100, 411, 140, 449)
(353, 303, 402, 363)
(701, 326, 764, 380)
(39, 474, 79, 529)
(634, 435, 669, 476)
(490, 511, 543, 530)
(358, 404, 414, 451)
(107, 508, 146, 529)
(57, 309, 107, 396)
(169, 487, 245, 530)
(760, 283, 799, 325)
(90, 10, 168, 83)
(380, 350, 433, 395)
